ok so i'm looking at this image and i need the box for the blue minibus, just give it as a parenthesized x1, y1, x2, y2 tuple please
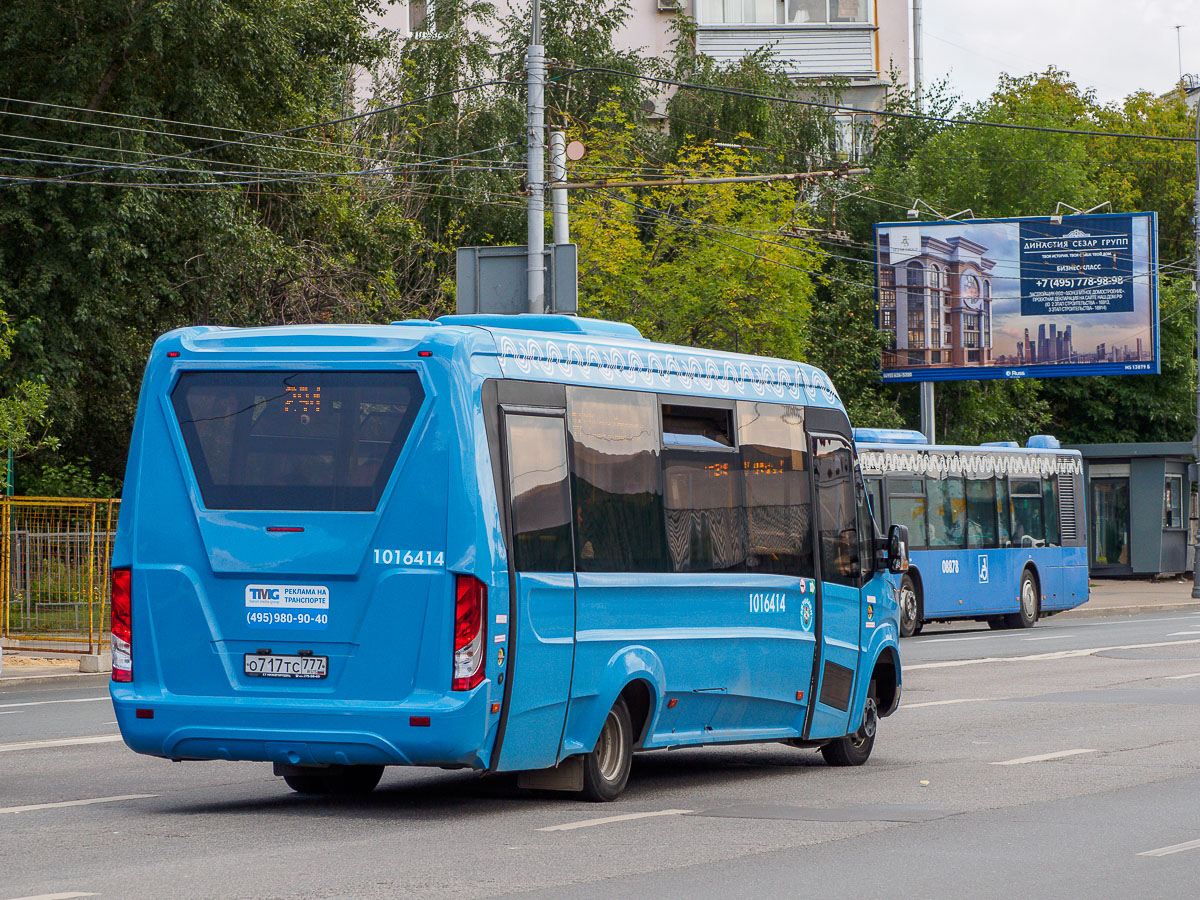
(110, 315, 907, 800)
(855, 428, 1088, 637)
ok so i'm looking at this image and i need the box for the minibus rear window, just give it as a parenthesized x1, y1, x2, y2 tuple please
(171, 371, 424, 511)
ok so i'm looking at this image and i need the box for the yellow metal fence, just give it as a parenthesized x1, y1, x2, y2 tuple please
(0, 497, 120, 653)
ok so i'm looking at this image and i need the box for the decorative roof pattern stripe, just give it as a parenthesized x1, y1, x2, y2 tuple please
(484, 332, 840, 407)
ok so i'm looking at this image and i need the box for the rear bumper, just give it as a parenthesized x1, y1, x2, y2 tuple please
(110, 685, 495, 769)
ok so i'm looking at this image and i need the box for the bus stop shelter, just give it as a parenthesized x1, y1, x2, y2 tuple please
(1067, 441, 1194, 578)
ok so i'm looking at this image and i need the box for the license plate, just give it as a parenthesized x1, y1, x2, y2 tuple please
(243, 653, 328, 679)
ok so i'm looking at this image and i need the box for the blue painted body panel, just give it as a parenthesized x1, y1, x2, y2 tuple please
(113, 318, 900, 774)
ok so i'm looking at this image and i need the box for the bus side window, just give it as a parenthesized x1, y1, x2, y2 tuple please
(1010, 478, 1045, 547)
(505, 415, 574, 573)
(966, 474, 997, 549)
(737, 402, 814, 578)
(813, 439, 860, 585)
(1043, 475, 1060, 547)
(567, 388, 668, 572)
(927, 475, 966, 549)
(887, 477, 927, 550)
(996, 477, 1012, 547)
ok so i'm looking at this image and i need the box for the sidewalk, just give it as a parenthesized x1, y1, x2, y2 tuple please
(0, 649, 111, 687)
(1058, 576, 1200, 619)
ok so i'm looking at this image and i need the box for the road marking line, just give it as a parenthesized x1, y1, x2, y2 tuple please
(1166, 632, 1200, 636)
(1138, 838, 1200, 857)
(991, 749, 1096, 766)
(903, 698, 986, 709)
(908, 638, 1200, 670)
(0, 698, 108, 710)
(923, 635, 994, 643)
(0, 794, 155, 815)
(0, 711, 20, 715)
(1165, 672, 1200, 680)
(1023, 636, 1062, 641)
(538, 809, 693, 832)
(4, 893, 98, 900)
(0, 735, 122, 753)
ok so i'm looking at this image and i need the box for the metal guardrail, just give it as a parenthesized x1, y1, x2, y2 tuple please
(0, 497, 120, 653)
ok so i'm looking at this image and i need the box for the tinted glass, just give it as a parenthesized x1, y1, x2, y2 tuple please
(506, 415, 573, 572)
(567, 388, 667, 572)
(813, 436, 859, 586)
(664, 455, 744, 572)
(1043, 477, 1060, 547)
(966, 476, 997, 548)
(1010, 479, 1045, 546)
(996, 476, 1011, 546)
(172, 371, 423, 511)
(888, 478, 927, 550)
(866, 477, 884, 528)
(927, 476, 965, 548)
(738, 402, 814, 577)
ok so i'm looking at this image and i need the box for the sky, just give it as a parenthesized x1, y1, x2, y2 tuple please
(920, 0, 1199, 106)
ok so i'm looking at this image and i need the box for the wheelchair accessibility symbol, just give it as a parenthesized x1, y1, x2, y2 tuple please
(978, 555, 989, 584)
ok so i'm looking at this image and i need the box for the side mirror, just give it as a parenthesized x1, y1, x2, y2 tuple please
(887, 524, 909, 573)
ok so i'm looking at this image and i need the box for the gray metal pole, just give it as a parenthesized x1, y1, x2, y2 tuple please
(1190, 99, 1200, 597)
(919, 381, 935, 444)
(912, 0, 923, 111)
(550, 131, 569, 246)
(526, 0, 546, 315)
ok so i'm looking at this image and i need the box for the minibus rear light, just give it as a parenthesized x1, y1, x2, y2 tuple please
(452, 575, 486, 691)
(111, 567, 132, 682)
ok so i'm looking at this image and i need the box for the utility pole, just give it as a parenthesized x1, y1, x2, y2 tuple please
(912, 0, 923, 110)
(1190, 97, 1200, 597)
(549, 130, 569, 245)
(526, 0, 546, 315)
(911, 1, 933, 443)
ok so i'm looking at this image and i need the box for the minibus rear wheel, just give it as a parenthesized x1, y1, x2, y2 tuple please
(898, 574, 922, 638)
(283, 764, 384, 796)
(820, 695, 877, 767)
(581, 697, 633, 802)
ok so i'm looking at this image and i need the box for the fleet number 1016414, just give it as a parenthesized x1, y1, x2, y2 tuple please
(373, 549, 445, 566)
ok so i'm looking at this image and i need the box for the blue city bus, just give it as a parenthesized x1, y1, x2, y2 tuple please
(110, 315, 908, 801)
(855, 429, 1088, 637)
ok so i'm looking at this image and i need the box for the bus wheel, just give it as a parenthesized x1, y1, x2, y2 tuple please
(820, 695, 877, 767)
(898, 574, 922, 638)
(1004, 569, 1039, 629)
(581, 697, 633, 802)
(283, 764, 384, 796)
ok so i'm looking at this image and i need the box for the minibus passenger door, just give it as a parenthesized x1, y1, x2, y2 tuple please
(806, 428, 863, 740)
(493, 410, 577, 772)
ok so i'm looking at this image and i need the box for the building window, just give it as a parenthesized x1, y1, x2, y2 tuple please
(928, 265, 941, 289)
(880, 288, 896, 308)
(700, 0, 783, 25)
(879, 268, 894, 288)
(880, 309, 895, 328)
(1164, 474, 1184, 529)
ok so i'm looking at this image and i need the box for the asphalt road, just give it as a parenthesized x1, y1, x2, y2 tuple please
(2, 610, 1199, 899)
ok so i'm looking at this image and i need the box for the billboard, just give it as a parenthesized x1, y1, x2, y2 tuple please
(873, 212, 1158, 383)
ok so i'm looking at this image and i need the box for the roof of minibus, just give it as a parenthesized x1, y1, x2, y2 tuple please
(158, 316, 846, 410)
(856, 440, 1082, 457)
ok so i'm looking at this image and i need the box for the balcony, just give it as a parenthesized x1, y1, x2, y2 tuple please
(695, 24, 878, 79)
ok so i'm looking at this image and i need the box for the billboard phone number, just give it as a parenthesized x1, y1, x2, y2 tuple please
(247, 611, 329, 627)
(1034, 276, 1124, 289)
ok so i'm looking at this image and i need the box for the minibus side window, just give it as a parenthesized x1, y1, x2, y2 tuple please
(505, 415, 573, 572)
(737, 401, 814, 578)
(567, 388, 668, 572)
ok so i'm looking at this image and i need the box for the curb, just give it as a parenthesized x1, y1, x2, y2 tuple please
(1056, 601, 1200, 619)
(0, 671, 111, 688)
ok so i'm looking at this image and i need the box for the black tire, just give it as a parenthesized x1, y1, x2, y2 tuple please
(283, 764, 384, 796)
(987, 617, 1007, 630)
(821, 696, 878, 767)
(898, 574, 923, 638)
(1004, 569, 1039, 629)
(581, 696, 633, 802)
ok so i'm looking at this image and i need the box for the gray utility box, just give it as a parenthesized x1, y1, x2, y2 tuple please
(456, 244, 578, 315)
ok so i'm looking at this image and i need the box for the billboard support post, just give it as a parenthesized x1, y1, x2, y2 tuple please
(920, 382, 935, 443)
(1190, 101, 1200, 598)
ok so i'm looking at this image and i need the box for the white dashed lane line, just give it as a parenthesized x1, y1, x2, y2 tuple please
(0, 735, 122, 753)
(3, 892, 98, 900)
(991, 749, 1096, 766)
(538, 809, 693, 832)
(0, 697, 109, 710)
(1138, 838, 1200, 858)
(903, 698, 987, 709)
(1, 794, 156, 815)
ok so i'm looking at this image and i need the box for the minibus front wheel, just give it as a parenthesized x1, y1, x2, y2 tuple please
(581, 697, 633, 802)
(282, 764, 384, 796)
